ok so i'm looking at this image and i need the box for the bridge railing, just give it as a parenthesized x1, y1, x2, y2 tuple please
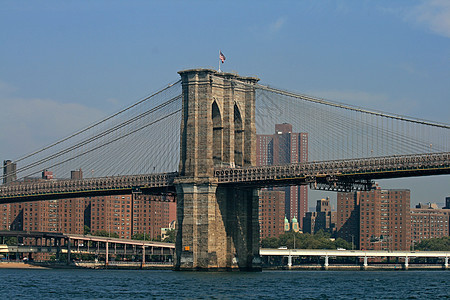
(0, 172, 178, 199)
(214, 152, 450, 187)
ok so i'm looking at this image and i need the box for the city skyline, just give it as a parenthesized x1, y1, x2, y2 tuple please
(0, 1, 448, 206)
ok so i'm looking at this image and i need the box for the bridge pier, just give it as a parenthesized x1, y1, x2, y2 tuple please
(403, 256, 409, 270)
(175, 181, 260, 271)
(323, 255, 329, 270)
(363, 256, 368, 270)
(142, 246, 146, 268)
(287, 254, 292, 269)
(105, 241, 109, 267)
(67, 238, 71, 265)
(174, 68, 260, 271)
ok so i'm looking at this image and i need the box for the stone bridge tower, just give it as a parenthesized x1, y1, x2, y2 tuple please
(174, 69, 261, 271)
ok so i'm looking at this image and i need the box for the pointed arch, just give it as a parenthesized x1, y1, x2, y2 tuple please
(234, 103, 244, 167)
(212, 100, 223, 166)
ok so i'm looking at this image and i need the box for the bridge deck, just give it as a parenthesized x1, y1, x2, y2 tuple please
(260, 248, 450, 258)
(0, 153, 448, 203)
(215, 152, 450, 190)
(0, 172, 177, 203)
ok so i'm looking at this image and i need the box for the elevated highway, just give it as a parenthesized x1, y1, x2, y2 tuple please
(260, 248, 450, 270)
(260, 248, 450, 258)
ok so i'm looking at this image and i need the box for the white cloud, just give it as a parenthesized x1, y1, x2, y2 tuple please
(0, 95, 105, 160)
(268, 17, 287, 34)
(399, 62, 423, 76)
(106, 98, 120, 106)
(0, 80, 17, 95)
(247, 16, 287, 38)
(406, 0, 450, 38)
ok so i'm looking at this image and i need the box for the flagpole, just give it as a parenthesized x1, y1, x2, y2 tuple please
(218, 50, 221, 72)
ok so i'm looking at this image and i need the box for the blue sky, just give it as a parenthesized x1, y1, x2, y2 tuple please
(1, 0, 449, 206)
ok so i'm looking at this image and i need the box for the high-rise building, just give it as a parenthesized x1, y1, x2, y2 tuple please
(58, 198, 86, 234)
(337, 186, 411, 251)
(0, 204, 10, 230)
(258, 190, 285, 239)
(303, 198, 336, 235)
(3, 160, 16, 184)
(133, 194, 176, 240)
(445, 196, 450, 209)
(71, 169, 83, 180)
(336, 192, 360, 248)
(9, 200, 59, 232)
(90, 195, 133, 239)
(256, 123, 308, 227)
(411, 203, 450, 245)
(42, 170, 54, 180)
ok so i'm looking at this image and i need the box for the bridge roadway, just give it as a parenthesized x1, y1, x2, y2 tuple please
(0, 152, 449, 203)
(66, 233, 174, 252)
(260, 248, 450, 259)
(260, 248, 450, 269)
(0, 231, 175, 265)
(215, 152, 450, 190)
(0, 172, 178, 203)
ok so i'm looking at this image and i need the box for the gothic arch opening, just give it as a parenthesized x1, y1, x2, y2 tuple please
(234, 103, 243, 167)
(212, 101, 223, 166)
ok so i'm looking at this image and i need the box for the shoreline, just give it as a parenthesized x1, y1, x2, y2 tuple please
(0, 261, 49, 269)
(1, 261, 448, 271)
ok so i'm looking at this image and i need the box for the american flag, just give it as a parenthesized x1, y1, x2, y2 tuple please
(219, 51, 226, 63)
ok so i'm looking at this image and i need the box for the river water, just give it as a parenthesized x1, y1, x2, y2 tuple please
(1, 269, 449, 299)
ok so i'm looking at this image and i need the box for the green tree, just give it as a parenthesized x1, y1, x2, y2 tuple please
(261, 237, 280, 248)
(4, 236, 18, 246)
(163, 229, 176, 243)
(91, 230, 119, 238)
(132, 233, 151, 241)
(83, 225, 90, 235)
(83, 225, 91, 235)
(415, 237, 450, 251)
(261, 231, 351, 250)
(335, 238, 353, 250)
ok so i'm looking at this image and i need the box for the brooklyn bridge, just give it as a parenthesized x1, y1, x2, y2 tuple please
(1, 69, 449, 270)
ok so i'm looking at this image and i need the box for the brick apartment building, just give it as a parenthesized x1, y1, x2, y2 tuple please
(337, 186, 411, 251)
(2, 195, 176, 240)
(257, 123, 308, 228)
(411, 202, 450, 245)
(133, 194, 176, 240)
(1, 169, 176, 240)
(259, 190, 285, 239)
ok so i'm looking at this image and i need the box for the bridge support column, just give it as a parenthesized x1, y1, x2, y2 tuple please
(175, 181, 260, 271)
(287, 254, 292, 269)
(105, 242, 109, 267)
(323, 255, 329, 270)
(142, 246, 146, 268)
(403, 256, 409, 270)
(444, 257, 448, 270)
(67, 238, 71, 265)
(363, 256, 368, 270)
